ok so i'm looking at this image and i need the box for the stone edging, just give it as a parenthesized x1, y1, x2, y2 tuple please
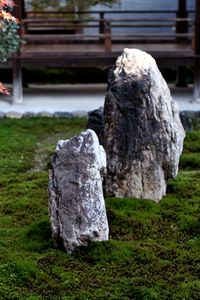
(0, 110, 200, 131)
(0, 110, 88, 119)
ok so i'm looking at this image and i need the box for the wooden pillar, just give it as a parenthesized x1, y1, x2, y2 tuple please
(194, 59, 200, 102)
(13, 58, 23, 104)
(176, 66, 187, 87)
(193, 0, 200, 102)
(12, 0, 24, 103)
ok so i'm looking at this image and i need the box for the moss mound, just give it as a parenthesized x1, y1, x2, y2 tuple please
(0, 118, 200, 299)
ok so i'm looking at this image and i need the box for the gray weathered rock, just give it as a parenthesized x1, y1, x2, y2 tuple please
(48, 129, 109, 253)
(5, 111, 22, 119)
(37, 111, 53, 117)
(180, 110, 200, 131)
(53, 111, 72, 118)
(87, 107, 104, 145)
(180, 111, 193, 131)
(23, 111, 36, 118)
(71, 110, 88, 117)
(104, 48, 185, 202)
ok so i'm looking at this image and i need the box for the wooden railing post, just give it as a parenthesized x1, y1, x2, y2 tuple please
(104, 20, 112, 52)
(99, 12, 105, 34)
(13, 0, 26, 20)
(13, 0, 25, 35)
(175, 0, 188, 87)
(193, 0, 200, 102)
(176, 0, 188, 43)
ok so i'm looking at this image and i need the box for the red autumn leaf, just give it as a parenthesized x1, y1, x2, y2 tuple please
(0, 82, 11, 95)
(0, 0, 16, 95)
(0, 0, 14, 6)
(0, 10, 18, 22)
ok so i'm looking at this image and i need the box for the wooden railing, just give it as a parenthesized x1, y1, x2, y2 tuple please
(10, 4, 200, 104)
(19, 10, 195, 52)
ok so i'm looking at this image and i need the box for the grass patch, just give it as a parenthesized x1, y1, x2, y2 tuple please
(0, 118, 200, 299)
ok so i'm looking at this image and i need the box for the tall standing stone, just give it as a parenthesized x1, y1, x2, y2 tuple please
(104, 48, 185, 202)
(48, 129, 109, 253)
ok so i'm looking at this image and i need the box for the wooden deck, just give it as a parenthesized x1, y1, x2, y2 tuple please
(8, 1, 200, 103)
(14, 7, 198, 68)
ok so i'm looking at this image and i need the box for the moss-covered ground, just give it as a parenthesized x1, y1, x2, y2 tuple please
(0, 117, 200, 300)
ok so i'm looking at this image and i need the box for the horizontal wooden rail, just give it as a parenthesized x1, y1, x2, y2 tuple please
(9, 7, 199, 104)
(22, 18, 194, 23)
(25, 10, 195, 14)
(21, 18, 194, 32)
(17, 9, 195, 54)
(23, 33, 193, 39)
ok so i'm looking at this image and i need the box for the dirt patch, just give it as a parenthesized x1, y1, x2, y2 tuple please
(31, 132, 72, 172)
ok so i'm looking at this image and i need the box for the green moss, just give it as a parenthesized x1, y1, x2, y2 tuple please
(180, 130, 200, 169)
(0, 118, 200, 299)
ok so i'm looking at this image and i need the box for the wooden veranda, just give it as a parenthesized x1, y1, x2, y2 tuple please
(8, 0, 200, 103)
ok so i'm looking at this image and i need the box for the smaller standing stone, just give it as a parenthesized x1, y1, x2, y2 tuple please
(180, 111, 193, 131)
(48, 129, 109, 253)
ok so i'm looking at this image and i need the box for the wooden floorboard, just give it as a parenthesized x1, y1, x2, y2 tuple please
(2, 42, 195, 69)
(16, 42, 196, 68)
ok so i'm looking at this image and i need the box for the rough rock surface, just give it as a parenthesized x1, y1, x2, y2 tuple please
(48, 129, 109, 253)
(179, 111, 193, 131)
(104, 48, 185, 202)
(87, 107, 104, 145)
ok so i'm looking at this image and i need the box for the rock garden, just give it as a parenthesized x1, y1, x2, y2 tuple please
(0, 49, 200, 299)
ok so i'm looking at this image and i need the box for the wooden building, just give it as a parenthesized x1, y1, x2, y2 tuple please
(7, 0, 200, 103)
